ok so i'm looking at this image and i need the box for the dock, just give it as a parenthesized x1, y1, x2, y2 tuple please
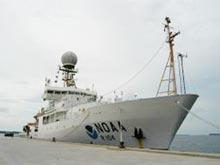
(0, 136, 219, 165)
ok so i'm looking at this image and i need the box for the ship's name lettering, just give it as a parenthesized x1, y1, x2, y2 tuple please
(94, 121, 127, 133)
(100, 134, 116, 141)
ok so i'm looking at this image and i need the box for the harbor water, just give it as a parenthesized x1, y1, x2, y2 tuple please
(170, 135, 220, 154)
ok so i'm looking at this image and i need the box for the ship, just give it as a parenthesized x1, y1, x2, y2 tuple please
(25, 17, 198, 149)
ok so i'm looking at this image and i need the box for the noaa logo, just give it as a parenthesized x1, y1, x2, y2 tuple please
(85, 125, 98, 139)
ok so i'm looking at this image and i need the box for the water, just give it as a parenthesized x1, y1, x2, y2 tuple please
(170, 135, 220, 154)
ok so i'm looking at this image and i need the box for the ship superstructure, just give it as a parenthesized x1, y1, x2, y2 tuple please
(26, 18, 198, 149)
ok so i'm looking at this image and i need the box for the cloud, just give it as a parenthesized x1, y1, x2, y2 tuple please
(0, 107, 10, 113)
(0, 0, 219, 134)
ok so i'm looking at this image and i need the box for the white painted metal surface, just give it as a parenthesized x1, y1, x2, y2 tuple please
(30, 92, 198, 149)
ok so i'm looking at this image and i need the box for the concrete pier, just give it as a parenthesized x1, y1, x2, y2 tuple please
(0, 136, 219, 165)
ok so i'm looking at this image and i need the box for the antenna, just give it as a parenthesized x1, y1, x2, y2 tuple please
(60, 51, 78, 87)
(156, 17, 180, 96)
(45, 78, 51, 86)
(178, 53, 187, 94)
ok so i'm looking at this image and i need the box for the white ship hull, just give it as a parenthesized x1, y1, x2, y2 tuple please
(31, 94, 198, 149)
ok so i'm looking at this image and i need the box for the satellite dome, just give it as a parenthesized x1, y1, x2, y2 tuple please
(61, 51, 78, 69)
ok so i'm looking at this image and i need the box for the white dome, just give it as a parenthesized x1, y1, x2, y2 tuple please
(61, 51, 77, 69)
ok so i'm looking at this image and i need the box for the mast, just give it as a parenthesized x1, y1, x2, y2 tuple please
(178, 53, 187, 94)
(156, 17, 180, 96)
(60, 66, 77, 87)
(60, 51, 78, 87)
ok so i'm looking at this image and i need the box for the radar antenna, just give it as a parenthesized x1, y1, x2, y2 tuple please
(60, 51, 78, 87)
(156, 17, 180, 96)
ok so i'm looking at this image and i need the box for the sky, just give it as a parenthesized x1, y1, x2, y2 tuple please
(0, 0, 220, 135)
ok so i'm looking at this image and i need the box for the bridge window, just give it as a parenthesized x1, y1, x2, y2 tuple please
(55, 91, 61, 94)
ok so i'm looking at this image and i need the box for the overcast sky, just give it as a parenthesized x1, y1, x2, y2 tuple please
(0, 0, 220, 135)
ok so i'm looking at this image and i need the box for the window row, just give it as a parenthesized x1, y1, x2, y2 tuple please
(46, 90, 94, 96)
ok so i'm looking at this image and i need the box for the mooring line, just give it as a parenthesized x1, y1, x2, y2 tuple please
(176, 101, 220, 130)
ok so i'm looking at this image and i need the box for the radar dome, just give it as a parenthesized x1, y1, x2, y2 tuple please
(61, 51, 78, 69)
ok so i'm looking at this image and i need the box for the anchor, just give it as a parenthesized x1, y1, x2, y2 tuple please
(133, 127, 146, 148)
